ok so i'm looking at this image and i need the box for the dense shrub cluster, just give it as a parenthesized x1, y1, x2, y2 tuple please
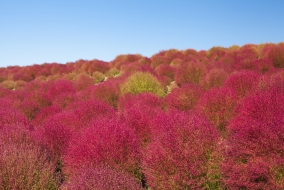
(0, 42, 284, 189)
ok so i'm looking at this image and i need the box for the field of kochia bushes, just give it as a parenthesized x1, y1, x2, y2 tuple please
(0, 43, 284, 189)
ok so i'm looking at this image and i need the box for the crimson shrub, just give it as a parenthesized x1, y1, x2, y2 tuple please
(143, 111, 221, 189)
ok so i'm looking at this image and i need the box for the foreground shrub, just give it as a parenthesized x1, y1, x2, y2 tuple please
(222, 121, 284, 189)
(32, 105, 62, 126)
(61, 165, 142, 190)
(120, 72, 165, 97)
(143, 111, 221, 189)
(118, 93, 164, 147)
(0, 107, 29, 128)
(37, 111, 79, 158)
(63, 118, 142, 181)
(0, 125, 59, 189)
(15, 98, 41, 120)
(221, 90, 284, 189)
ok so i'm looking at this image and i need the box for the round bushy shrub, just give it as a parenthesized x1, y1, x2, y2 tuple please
(37, 111, 78, 158)
(0, 125, 59, 189)
(166, 83, 204, 111)
(268, 43, 284, 68)
(223, 71, 260, 99)
(202, 68, 228, 89)
(0, 107, 29, 128)
(174, 61, 207, 86)
(222, 90, 284, 189)
(143, 111, 221, 189)
(197, 87, 238, 133)
(61, 165, 142, 190)
(120, 72, 165, 97)
(118, 93, 164, 147)
(63, 117, 142, 181)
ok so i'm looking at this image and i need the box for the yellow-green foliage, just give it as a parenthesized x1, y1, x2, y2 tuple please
(121, 72, 165, 97)
(0, 80, 15, 89)
(106, 68, 120, 77)
(93, 71, 105, 84)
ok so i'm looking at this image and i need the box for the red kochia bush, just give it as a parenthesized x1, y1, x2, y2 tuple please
(0, 125, 59, 189)
(268, 43, 284, 68)
(65, 99, 116, 126)
(32, 105, 62, 126)
(61, 165, 142, 190)
(221, 91, 284, 189)
(63, 117, 142, 181)
(118, 93, 164, 147)
(197, 87, 238, 133)
(0, 107, 30, 128)
(47, 79, 76, 100)
(91, 80, 121, 108)
(201, 68, 228, 89)
(143, 111, 221, 189)
(174, 61, 207, 86)
(166, 83, 204, 111)
(37, 111, 80, 158)
(223, 70, 260, 99)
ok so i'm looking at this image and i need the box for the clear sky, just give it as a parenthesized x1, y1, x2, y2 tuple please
(1, 0, 284, 67)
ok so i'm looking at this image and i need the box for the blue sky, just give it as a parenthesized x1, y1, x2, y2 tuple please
(1, 0, 283, 67)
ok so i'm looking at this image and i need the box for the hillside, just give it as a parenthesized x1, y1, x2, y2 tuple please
(1, 43, 284, 189)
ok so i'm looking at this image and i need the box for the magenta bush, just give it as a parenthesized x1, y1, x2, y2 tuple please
(221, 90, 284, 189)
(92, 80, 121, 108)
(0, 107, 30, 128)
(201, 68, 228, 89)
(32, 105, 62, 126)
(16, 98, 41, 120)
(37, 111, 78, 158)
(0, 125, 59, 189)
(61, 165, 142, 190)
(52, 92, 75, 109)
(143, 111, 221, 189)
(223, 70, 260, 99)
(174, 61, 207, 86)
(197, 87, 238, 133)
(65, 99, 116, 126)
(47, 79, 76, 101)
(118, 93, 164, 147)
(155, 63, 176, 81)
(63, 117, 142, 181)
(166, 83, 204, 111)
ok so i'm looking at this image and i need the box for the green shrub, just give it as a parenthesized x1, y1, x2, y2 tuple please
(121, 72, 165, 97)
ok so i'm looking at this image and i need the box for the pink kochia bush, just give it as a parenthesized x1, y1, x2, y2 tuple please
(143, 110, 221, 189)
(37, 111, 80, 158)
(166, 83, 204, 111)
(0, 125, 59, 189)
(223, 70, 260, 99)
(174, 61, 207, 86)
(65, 99, 116, 126)
(63, 117, 142, 185)
(61, 165, 142, 190)
(0, 107, 30, 128)
(118, 93, 164, 147)
(197, 87, 238, 133)
(221, 90, 284, 189)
